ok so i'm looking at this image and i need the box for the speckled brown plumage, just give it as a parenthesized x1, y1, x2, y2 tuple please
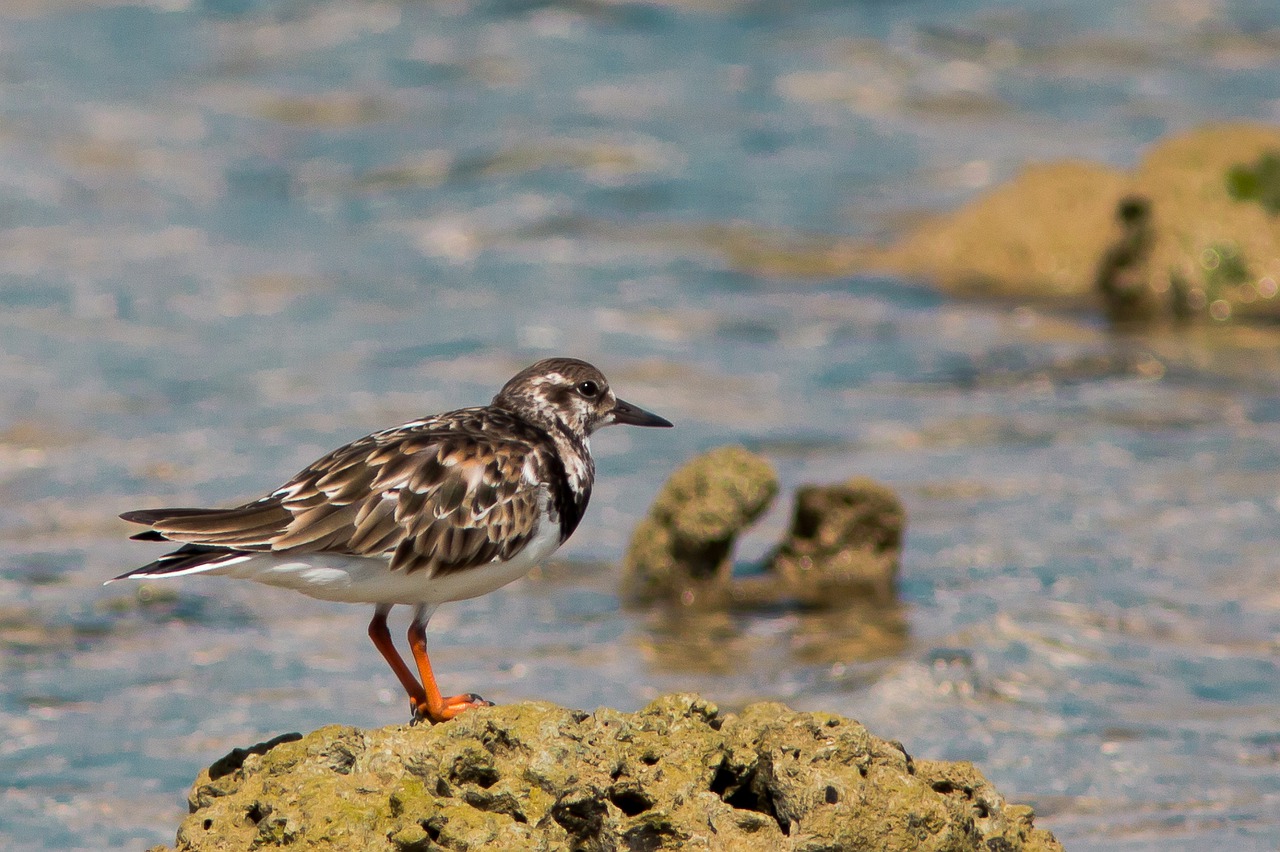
(122, 409, 572, 578)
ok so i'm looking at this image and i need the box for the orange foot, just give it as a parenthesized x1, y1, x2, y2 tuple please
(410, 692, 493, 725)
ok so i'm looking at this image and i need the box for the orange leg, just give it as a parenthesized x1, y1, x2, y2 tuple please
(367, 606, 428, 719)
(407, 605, 492, 724)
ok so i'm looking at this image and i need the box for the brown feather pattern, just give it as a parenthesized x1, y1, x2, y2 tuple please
(124, 407, 559, 578)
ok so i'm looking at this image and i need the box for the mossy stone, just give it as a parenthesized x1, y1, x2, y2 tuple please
(160, 695, 1061, 852)
(621, 446, 778, 605)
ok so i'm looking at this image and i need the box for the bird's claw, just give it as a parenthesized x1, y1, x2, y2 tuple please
(409, 692, 494, 725)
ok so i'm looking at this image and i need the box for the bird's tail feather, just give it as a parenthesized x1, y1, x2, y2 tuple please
(107, 544, 252, 584)
(118, 503, 290, 548)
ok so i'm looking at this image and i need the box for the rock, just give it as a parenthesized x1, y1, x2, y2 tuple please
(621, 446, 778, 606)
(664, 123, 1280, 327)
(1129, 122, 1280, 324)
(879, 160, 1131, 306)
(157, 695, 1061, 852)
(876, 122, 1280, 325)
(623, 449, 909, 613)
(768, 477, 905, 607)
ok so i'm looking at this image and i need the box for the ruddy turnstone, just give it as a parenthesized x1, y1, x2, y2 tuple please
(111, 358, 672, 724)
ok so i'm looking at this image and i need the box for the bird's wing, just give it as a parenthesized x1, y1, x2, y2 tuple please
(120, 422, 547, 577)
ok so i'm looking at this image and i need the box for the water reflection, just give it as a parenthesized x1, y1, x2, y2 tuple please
(637, 600, 909, 678)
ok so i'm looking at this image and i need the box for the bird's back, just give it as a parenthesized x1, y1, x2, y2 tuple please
(118, 406, 585, 583)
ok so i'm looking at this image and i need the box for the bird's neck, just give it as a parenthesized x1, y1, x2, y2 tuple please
(546, 419, 594, 494)
(494, 400, 596, 542)
(543, 418, 594, 543)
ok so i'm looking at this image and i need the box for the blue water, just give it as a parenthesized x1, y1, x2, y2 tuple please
(3, 1, 1280, 849)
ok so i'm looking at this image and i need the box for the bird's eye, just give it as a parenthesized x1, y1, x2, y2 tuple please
(577, 380, 599, 398)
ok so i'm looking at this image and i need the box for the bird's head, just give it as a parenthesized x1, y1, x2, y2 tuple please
(493, 357, 673, 438)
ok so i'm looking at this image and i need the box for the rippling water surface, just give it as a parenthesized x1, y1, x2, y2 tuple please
(3, 0, 1280, 849)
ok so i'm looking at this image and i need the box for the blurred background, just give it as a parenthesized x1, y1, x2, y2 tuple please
(2, 0, 1280, 849)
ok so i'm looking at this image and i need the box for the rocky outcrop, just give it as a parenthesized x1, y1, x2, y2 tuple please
(879, 123, 1280, 325)
(675, 123, 1280, 327)
(621, 446, 779, 606)
(154, 695, 1061, 852)
(769, 477, 905, 608)
(882, 159, 1131, 307)
(622, 448, 905, 611)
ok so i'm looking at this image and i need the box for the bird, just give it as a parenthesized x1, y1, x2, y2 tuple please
(110, 357, 672, 724)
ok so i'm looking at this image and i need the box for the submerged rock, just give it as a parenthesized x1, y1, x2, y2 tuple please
(155, 695, 1061, 852)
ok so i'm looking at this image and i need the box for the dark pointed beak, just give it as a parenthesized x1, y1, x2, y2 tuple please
(610, 398, 673, 428)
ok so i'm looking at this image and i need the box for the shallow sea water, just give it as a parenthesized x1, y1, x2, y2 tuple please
(2, 0, 1280, 849)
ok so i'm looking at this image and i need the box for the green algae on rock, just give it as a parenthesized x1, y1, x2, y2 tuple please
(1227, 150, 1280, 215)
(155, 695, 1061, 852)
(623, 448, 907, 613)
(768, 477, 905, 608)
(621, 446, 778, 606)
